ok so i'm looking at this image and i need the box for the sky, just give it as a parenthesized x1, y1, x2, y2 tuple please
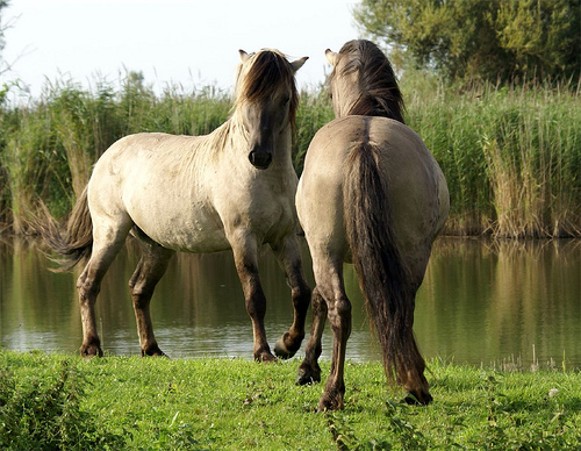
(2, 0, 361, 99)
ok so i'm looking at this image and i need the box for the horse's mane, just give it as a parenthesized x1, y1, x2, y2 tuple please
(235, 50, 300, 130)
(331, 40, 405, 123)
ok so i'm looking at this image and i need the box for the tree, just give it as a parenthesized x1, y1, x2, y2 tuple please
(354, 0, 581, 84)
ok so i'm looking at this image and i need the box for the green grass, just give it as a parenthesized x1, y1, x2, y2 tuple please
(1, 351, 580, 450)
(0, 74, 579, 237)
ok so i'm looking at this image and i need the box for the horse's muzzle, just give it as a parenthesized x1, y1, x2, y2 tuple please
(248, 150, 273, 169)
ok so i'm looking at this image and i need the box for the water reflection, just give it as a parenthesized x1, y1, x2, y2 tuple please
(414, 239, 581, 368)
(1, 237, 580, 368)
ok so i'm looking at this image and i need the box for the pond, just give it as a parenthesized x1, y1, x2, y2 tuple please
(1, 237, 580, 369)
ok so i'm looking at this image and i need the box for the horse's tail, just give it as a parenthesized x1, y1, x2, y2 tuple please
(343, 141, 428, 399)
(39, 186, 93, 272)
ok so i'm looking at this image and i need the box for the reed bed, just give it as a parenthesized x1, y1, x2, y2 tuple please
(0, 74, 579, 238)
(406, 80, 581, 238)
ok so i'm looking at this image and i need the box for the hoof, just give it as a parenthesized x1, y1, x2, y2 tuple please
(317, 394, 344, 412)
(141, 346, 168, 357)
(254, 350, 277, 363)
(80, 343, 103, 357)
(403, 390, 433, 406)
(274, 333, 302, 360)
(296, 363, 321, 385)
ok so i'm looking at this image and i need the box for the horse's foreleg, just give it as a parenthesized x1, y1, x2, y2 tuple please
(231, 236, 275, 362)
(270, 237, 311, 359)
(297, 287, 326, 385)
(129, 244, 174, 357)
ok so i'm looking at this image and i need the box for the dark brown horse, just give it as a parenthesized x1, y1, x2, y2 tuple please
(296, 40, 449, 410)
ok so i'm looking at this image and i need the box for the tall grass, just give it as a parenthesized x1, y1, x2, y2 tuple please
(0, 73, 579, 237)
(404, 76, 581, 238)
(0, 74, 231, 234)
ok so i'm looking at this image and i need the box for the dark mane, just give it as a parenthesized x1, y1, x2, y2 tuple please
(237, 50, 299, 130)
(332, 39, 405, 123)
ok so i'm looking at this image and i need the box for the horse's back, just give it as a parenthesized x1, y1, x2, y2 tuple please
(297, 115, 448, 263)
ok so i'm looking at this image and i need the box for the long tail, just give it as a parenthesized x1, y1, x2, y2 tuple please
(39, 187, 93, 272)
(343, 142, 426, 390)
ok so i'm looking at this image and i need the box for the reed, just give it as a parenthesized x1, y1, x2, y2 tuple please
(405, 77, 581, 238)
(0, 74, 579, 238)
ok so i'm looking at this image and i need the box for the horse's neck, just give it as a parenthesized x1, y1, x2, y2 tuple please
(207, 120, 235, 151)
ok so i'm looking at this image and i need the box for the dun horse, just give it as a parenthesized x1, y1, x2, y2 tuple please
(296, 40, 449, 410)
(44, 49, 311, 362)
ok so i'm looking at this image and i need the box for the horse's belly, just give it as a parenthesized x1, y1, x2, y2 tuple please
(131, 205, 230, 253)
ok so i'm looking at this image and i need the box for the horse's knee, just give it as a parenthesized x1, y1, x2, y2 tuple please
(245, 292, 267, 319)
(292, 283, 311, 309)
(311, 289, 328, 316)
(76, 276, 99, 304)
(130, 282, 154, 308)
(329, 297, 351, 323)
(336, 297, 351, 315)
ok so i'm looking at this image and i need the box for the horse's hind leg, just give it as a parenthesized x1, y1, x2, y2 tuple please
(128, 242, 174, 356)
(399, 280, 432, 405)
(311, 255, 351, 411)
(270, 236, 311, 359)
(78, 220, 131, 356)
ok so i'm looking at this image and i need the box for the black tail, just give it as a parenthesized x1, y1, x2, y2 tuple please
(343, 142, 427, 396)
(39, 187, 93, 272)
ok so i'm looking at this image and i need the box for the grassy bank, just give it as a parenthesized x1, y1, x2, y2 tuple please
(0, 74, 579, 237)
(1, 351, 580, 450)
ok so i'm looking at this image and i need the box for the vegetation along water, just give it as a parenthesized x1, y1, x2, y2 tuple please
(1, 0, 580, 448)
(0, 74, 579, 239)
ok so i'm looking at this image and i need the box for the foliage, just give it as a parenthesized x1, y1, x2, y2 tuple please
(354, 0, 581, 84)
(403, 77, 581, 237)
(0, 353, 123, 450)
(1, 351, 581, 450)
(0, 76, 579, 237)
(0, 74, 231, 233)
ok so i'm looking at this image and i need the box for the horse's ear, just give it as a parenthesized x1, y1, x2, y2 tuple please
(325, 49, 338, 66)
(290, 56, 309, 73)
(239, 50, 251, 63)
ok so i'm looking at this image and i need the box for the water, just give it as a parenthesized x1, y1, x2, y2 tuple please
(1, 237, 580, 369)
